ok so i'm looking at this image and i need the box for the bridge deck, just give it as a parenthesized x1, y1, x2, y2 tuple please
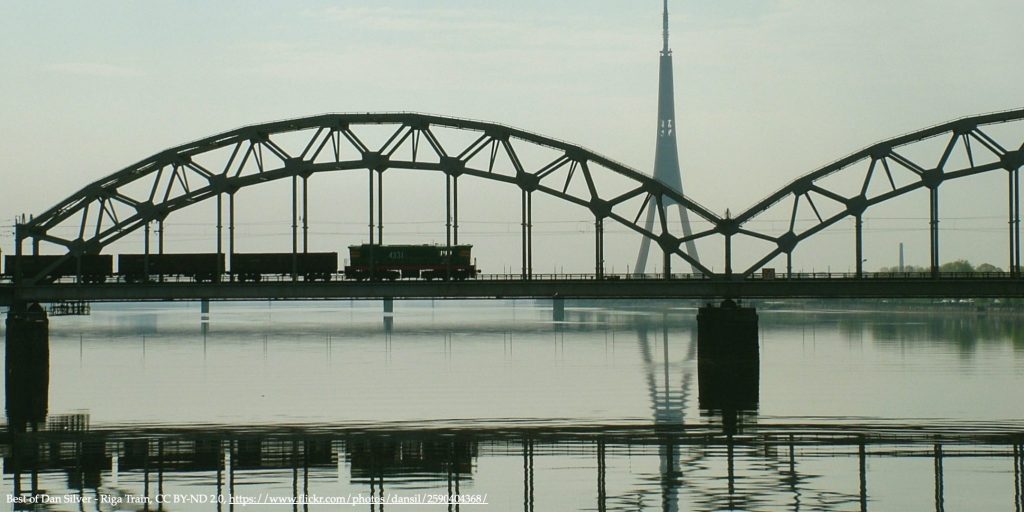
(3, 276, 1024, 305)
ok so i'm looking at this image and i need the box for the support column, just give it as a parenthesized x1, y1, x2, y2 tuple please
(697, 299, 759, 422)
(855, 214, 864, 278)
(930, 187, 940, 277)
(786, 251, 793, 278)
(5, 303, 49, 432)
(595, 217, 604, 278)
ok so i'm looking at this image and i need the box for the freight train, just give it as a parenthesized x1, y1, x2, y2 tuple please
(1, 244, 477, 282)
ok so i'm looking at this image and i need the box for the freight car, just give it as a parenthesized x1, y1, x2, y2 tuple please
(3, 254, 113, 283)
(231, 252, 338, 282)
(119, 253, 225, 283)
(344, 244, 477, 281)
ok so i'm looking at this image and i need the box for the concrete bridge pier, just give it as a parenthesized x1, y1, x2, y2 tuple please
(697, 299, 759, 425)
(5, 302, 50, 432)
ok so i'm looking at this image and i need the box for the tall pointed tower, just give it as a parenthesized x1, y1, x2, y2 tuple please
(635, 0, 700, 275)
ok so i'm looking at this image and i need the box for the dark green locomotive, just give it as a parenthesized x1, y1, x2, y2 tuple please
(345, 244, 477, 280)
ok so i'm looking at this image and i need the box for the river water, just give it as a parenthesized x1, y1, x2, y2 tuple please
(3, 300, 1024, 511)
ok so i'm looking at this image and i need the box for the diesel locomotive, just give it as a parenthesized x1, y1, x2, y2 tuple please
(344, 244, 477, 281)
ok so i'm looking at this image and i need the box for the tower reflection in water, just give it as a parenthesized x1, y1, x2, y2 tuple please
(4, 307, 1024, 511)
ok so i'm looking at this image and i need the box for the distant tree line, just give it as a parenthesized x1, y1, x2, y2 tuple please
(878, 259, 1004, 273)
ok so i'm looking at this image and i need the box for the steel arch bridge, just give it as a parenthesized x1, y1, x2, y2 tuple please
(10, 109, 1024, 285)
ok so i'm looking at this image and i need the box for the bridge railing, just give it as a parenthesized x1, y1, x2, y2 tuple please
(0, 271, 1019, 285)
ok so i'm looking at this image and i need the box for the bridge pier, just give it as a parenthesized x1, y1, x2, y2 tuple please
(5, 302, 50, 432)
(697, 299, 759, 426)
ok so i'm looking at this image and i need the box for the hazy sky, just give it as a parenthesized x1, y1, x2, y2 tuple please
(1, 1, 1022, 273)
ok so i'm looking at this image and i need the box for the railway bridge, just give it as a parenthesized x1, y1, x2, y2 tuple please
(4, 110, 1024, 430)
(2, 109, 1023, 292)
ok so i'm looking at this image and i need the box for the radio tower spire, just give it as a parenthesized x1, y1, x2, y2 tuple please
(635, 0, 701, 276)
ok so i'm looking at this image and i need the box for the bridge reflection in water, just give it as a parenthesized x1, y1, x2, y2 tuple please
(3, 309, 1023, 511)
(4, 420, 1024, 511)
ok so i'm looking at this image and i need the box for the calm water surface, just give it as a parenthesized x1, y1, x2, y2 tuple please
(3, 300, 1024, 511)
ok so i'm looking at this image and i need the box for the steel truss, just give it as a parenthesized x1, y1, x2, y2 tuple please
(12, 109, 1024, 283)
(731, 108, 1024, 278)
(13, 113, 720, 284)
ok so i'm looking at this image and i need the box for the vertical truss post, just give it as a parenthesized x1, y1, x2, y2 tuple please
(855, 214, 864, 278)
(663, 244, 671, 279)
(521, 190, 529, 279)
(786, 251, 793, 278)
(1016, 168, 1021, 274)
(725, 235, 733, 278)
(930, 187, 940, 278)
(377, 169, 384, 245)
(595, 217, 604, 278)
(216, 193, 223, 282)
(446, 173, 452, 280)
(229, 193, 236, 282)
(302, 176, 309, 254)
(144, 221, 151, 280)
(158, 218, 165, 283)
(1011, 167, 1021, 276)
(368, 168, 375, 245)
(453, 175, 460, 245)
(291, 175, 298, 281)
(368, 168, 376, 280)
(1010, 169, 1015, 276)
(528, 191, 533, 279)
(13, 224, 23, 285)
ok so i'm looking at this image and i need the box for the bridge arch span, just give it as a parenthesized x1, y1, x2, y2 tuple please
(14, 112, 721, 283)
(730, 108, 1024, 277)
